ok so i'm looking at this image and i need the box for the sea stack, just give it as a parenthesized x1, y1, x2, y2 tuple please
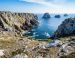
(55, 15, 60, 18)
(64, 14, 68, 17)
(42, 13, 51, 19)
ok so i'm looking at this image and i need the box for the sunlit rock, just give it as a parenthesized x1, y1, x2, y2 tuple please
(0, 50, 4, 56)
(0, 11, 38, 34)
(12, 53, 28, 58)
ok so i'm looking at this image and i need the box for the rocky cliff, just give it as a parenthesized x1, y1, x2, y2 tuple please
(53, 17, 75, 38)
(0, 11, 53, 58)
(0, 11, 38, 34)
(0, 11, 61, 58)
(0, 11, 75, 58)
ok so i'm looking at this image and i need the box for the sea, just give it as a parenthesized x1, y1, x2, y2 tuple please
(25, 14, 75, 39)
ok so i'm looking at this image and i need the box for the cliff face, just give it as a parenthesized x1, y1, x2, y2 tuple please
(0, 11, 75, 58)
(0, 11, 60, 58)
(53, 17, 75, 38)
(0, 11, 38, 33)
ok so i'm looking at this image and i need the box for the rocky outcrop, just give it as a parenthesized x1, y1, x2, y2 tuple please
(0, 11, 75, 58)
(53, 17, 75, 38)
(42, 13, 50, 19)
(64, 14, 68, 17)
(0, 30, 59, 58)
(58, 36, 75, 58)
(0, 11, 60, 58)
(55, 15, 60, 18)
(0, 11, 38, 34)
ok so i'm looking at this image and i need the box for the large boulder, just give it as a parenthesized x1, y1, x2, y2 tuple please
(53, 17, 75, 38)
(12, 53, 28, 58)
(42, 13, 51, 19)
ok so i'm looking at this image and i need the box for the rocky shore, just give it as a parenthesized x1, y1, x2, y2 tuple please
(50, 17, 75, 58)
(0, 11, 58, 58)
(0, 11, 75, 58)
(0, 11, 38, 34)
(53, 17, 75, 38)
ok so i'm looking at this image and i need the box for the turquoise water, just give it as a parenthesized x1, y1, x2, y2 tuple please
(25, 14, 75, 39)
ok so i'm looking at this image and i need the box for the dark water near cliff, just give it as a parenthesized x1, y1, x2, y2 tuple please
(25, 14, 75, 39)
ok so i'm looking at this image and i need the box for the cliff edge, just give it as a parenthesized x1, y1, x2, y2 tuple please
(0, 11, 38, 34)
(53, 17, 75, 38)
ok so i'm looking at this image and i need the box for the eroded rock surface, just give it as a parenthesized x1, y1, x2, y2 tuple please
(0, 11, 38, 34)
(0, 11, 75, 58)
(53, 17, 75, 38)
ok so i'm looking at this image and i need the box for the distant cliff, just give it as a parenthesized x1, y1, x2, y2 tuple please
(53, 17, 75, 38)
(0, 11, 38, 34)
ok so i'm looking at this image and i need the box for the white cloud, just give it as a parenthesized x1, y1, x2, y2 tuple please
(19, 0, 75, 13)
(20, 0, 67, 4)
(20, 0, 62, 8)
(20, 0, 73, 8)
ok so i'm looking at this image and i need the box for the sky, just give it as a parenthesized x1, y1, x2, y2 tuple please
(0, 0, 75, 13)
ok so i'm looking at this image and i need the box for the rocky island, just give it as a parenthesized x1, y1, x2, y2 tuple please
(42, 13, 51, 19)
(64, 14, 68, 17)
(55, 15, 61, 18)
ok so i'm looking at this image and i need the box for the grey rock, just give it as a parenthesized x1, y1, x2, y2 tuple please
(54, 17, 75, 38)
(0, 11, 39, 33)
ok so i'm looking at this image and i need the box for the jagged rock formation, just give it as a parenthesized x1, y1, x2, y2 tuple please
(0, 30, 60, 58)
(42, 13, 51, 19)
(0, 11, 75, 58)
(55, 15, 60, 18)
(0, 11, 60, 58)
(64, 14, 68, 17)
(58, 36, 75, 58)
(49, 17, 75, 58)
(53, 17, 75, 38)
(0, 11, 38, 34)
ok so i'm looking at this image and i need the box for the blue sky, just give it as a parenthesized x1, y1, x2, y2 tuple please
(0, 0, 75, 13)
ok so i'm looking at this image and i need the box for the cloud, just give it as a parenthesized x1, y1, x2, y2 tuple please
(19, 0, 75, 13)
(20, 0, 66, 4)
(20, 0, 62, 8)
(20, 0, 74, 8)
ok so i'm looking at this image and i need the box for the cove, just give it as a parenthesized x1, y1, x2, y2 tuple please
(25, 14, 75, 39)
